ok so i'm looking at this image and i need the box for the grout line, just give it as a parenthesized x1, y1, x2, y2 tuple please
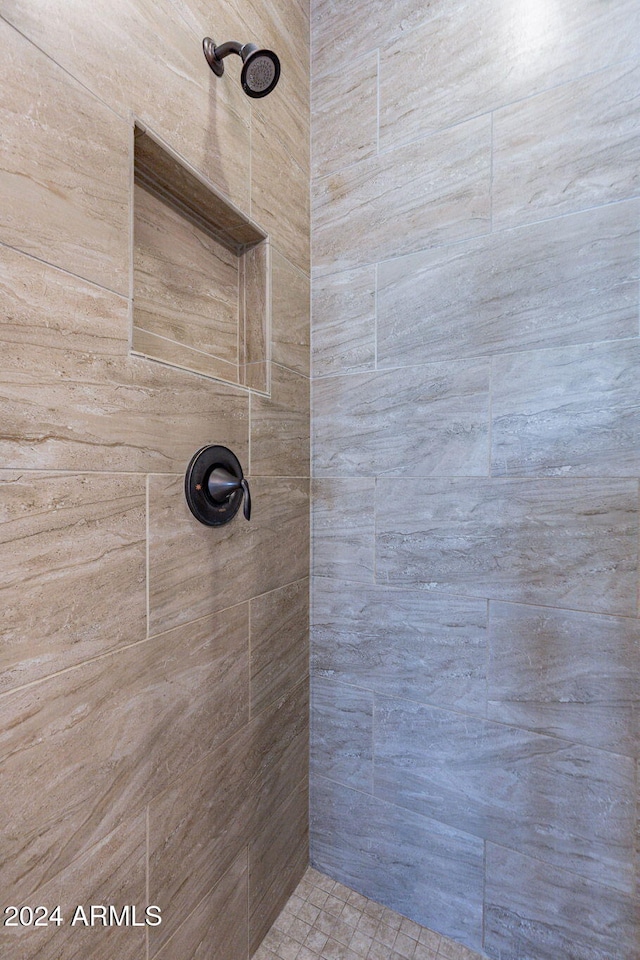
(487, 355, 494, 478)
(374, 261, 379, 371)
(146, 804, 150, 960)
(145, 474, 150, 639)
(376, 47, 381, 157)
(489, 110, 494, 234)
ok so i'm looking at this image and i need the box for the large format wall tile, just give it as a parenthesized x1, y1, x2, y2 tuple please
(2, 0, 252, 210)
(313, 360, 490, 477)
(148, 475, 309, 634)
(491, 339, 640, 477)
(154, 849, 249, 960)
(249, 778, 309, 953)
(252, 115, 310, 274)
(312, 579, 487, 715)
(149, 676, 307, 952)
(250, 578, 309, 716)
(375, 477, 638, 616)
(311, 0, 438, 79)
(0, 20, 129, 294)
(379, 0, 640, 150)
(312, 266, 376, 377)
(272, 249, 310, 377)
(377, 202, 640, 366)
(484, 843, 639, 960)
(0, 472, 146, 693)
(311, 677, 373, 791)
(250, 678, 310, 829)
(313, 116, 491, 274)
(312, 479, 375, 582)
(0, 246, 249, 473)
(312, 51, 378, 180)
(0, 601, 248, 902)
(0, 815, 146, 960)
(148, 725, 254, 953)
(493, 62, 640, 228)
(487, 602, 639, 757)
(250, 363, 310, 477)
(311, 777, 484, 952)
(373, 697, 636, 893)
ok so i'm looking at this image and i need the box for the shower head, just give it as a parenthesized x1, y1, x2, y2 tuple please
(203, 38, 281, 98)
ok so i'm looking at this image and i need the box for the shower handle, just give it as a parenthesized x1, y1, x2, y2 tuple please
(207, 467, 251, 521)
(184, 444, 251, 526)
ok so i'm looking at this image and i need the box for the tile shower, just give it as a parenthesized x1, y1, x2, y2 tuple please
(0, 3, 638, 960)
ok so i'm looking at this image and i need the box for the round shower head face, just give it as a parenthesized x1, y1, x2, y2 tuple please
(241, 48, 280, 98)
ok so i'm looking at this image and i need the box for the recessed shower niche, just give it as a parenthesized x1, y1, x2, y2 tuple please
(132, 124, 270, 394)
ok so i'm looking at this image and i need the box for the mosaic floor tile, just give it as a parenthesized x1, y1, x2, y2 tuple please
(252, 867, 486, 960)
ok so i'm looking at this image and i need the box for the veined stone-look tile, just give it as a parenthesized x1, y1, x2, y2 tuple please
(0, 20, 129, 294)
(0, 245, 249, 472)
(250, 779, 309, 954)
(484, 843, 638, 960)
(487, 602, 640, 757)
(0, 815, 146, 960)
(254, 50, 310, 180)
(153, 850, 249, 960)
(491, 339, 640, 478)
(377, 201, 640, 366)
(250, 678, 310, 829)
(252, 114, 310, 275)
(311, 579, 487, 716)
(312, 360, 490, 477)
(312, 50, 378, 180)
(313, 116, 491, 275)
(379, 0, 640, 151)
(312, 479, 375, 583)
(373, 697, 636, 893)
(311, 0, 438, 80)
(148, 474, 309, 634)
(133, 183, 240, 368)
(375, 477, 638, 616)
(493, 61, 640, 228)
(312, 265, 376, 377)
(148, 726, 254, 954)
(250, 363, 310, 477)
(1, 0, 251, 211)
(149, 678, 306, 952)
(310, 777, 484, 952)
(0, 472, 146, 693)
(0, 601, 248, 902)
(311, 677, 373, 791)
(272, 249, 310, 377)
(172, 0, 311, 145)
(250, 578, 309, 716)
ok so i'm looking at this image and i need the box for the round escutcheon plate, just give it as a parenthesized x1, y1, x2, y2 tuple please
(184, 444, 245, 526)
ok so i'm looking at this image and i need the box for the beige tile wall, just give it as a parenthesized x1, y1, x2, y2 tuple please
(0, 1, 309, 957)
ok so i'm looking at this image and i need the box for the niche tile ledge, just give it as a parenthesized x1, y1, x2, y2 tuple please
(132, 123, 271, 395)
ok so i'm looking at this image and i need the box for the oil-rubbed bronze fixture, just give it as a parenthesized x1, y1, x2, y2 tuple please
(185, 445, 251, 526)
(203, 37, 280, 98)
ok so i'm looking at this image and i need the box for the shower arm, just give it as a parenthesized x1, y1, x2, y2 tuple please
(203, 38, 258, 75)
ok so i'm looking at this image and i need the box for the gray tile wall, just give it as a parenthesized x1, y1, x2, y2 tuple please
(310, 2, 640, 957)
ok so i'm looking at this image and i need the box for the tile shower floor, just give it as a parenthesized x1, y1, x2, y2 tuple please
(253, 867, 485, 960)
